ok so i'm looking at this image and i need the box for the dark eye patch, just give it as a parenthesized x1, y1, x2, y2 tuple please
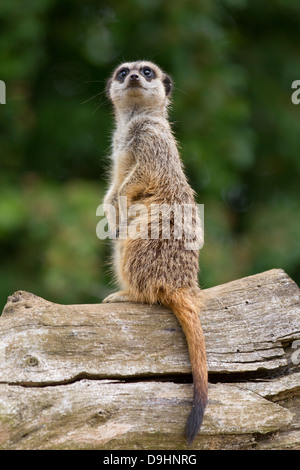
(140, 67, 156, 81)
(116, 67, 129, 82)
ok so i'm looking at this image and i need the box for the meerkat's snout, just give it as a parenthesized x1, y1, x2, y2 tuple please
(128, 72, 141, 86)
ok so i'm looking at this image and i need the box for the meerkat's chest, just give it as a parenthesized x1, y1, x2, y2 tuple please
(111, 122, 140, 172)
(112, 150, 135, 178)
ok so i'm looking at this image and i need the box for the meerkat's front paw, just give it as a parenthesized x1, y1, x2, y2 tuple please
(102, 291, 133, 303)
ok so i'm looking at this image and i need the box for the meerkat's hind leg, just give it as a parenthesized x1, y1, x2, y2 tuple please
(102, 291, 134, 303)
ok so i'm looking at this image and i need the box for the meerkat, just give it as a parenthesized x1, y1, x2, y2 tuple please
(103, 60, 208, 444)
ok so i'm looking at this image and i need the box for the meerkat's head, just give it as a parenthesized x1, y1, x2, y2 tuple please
(106, 61, 173, 115)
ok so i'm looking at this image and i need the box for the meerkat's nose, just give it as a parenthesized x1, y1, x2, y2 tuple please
(129, 73, 140, 83)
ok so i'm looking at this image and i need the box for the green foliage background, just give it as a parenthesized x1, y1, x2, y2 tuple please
(0, 0, 300, 308)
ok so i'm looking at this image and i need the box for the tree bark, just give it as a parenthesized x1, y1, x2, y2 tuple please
(0, 268, 299, 449)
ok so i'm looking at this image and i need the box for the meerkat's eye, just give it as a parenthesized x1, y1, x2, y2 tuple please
(117, 68, 129, 81)
(143, 68, 152, 76)
(141, 67, 155, 80)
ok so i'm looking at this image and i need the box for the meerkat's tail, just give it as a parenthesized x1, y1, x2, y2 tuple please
(162, 289, 208, 445)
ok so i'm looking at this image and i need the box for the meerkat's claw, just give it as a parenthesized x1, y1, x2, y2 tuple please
(102, 291, 133, 303)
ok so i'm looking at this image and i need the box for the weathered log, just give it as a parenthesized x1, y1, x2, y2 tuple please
(0, 268, 299, 449)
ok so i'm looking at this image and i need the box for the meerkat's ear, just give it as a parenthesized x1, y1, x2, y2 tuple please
(105, 77, 112, 100)
(163, 74, 173, 96)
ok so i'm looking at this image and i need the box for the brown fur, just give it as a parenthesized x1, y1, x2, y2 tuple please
(103, 61, 208, 444)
